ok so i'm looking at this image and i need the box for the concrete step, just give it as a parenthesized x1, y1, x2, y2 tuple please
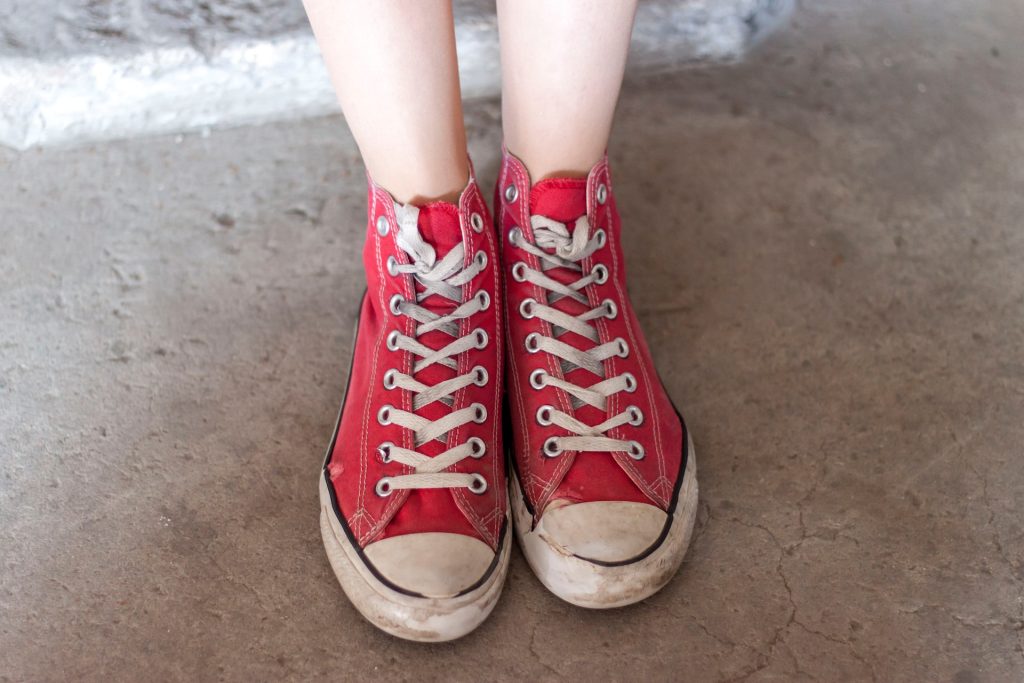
(0, 0, 791, 150)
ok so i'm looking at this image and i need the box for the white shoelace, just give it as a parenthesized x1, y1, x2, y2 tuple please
(510, 215, 646, 461)
(374, 203, 491, 496)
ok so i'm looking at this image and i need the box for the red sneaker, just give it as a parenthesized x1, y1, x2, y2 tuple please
(319, 169, 510, 641)
(496, 149, 698, 608)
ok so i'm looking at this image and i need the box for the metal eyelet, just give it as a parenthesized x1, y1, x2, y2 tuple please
(542, 437, 562, 458)
(511, 262, 528, 282)
(470, 403, 488, 424)
(475, 290, 491, 310)
(627, 441, 645, 460)
(536, 405, 554, 426)
(507, 227, 521, 246)
(595, 229, 607, 249)
(592, 264, 609, 284)
(504, 184, 518, 203)
(469, 473, 488, 494)
(468, 437, 486, 458)
(375, 478, 393, 497)
(614, 337, 629, 358)
(524, 332, 542, 353)
(376, 215, 390, 237)
(382, 369, 398, 390)
(596, 183, 608, 205)
(471, 365, 489, 386)
(626, 405, 644, 426)
(470, 212, 484, 233)
(602, 299, 618, 319)
(529, 368, 548, 390)
(519, 298, 537, 319)
(473, 329, 489, 349)
(474, 250, 487, 269)
(376, 405, 393, 425)
(389, 293, 404, 315)
(623, 372, 637, 392)
(386, 256, 400, 276)
(386, 330, 401, 351)
(377, 441, 394, 463)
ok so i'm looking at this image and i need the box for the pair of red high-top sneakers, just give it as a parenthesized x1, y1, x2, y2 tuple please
(319, 148, 698, 642)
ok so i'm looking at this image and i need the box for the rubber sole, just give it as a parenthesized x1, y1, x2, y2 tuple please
(509, 434, 698, 609)
(319, 475, 512, 642)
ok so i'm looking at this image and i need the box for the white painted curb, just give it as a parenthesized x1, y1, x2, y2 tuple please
(0, 0, 790, 150)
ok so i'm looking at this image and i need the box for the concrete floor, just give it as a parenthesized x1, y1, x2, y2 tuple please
(3, 1, 1024, 680)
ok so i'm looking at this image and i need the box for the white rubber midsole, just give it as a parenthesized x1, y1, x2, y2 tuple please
(510, 434, 699, 609)
(318, 475, 511, 642)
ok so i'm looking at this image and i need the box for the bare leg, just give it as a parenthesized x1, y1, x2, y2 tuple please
(497, 0, 639, 180)
(303, 0, 468, 203)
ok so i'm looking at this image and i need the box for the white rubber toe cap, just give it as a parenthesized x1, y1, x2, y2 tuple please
(538, 501, 668, 564)
(363, 532, 495, 598)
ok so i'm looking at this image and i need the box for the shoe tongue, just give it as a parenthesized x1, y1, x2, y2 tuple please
(529, 178, 601, 382)
(528, 176, 592, 295)
(407, 201, 466, 313)
(529, 177, 588, 224)
(415, 201, 464, 254)
(406, 201, 466, 457)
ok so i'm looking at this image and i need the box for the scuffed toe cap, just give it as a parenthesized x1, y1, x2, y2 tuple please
(363, 532, 495, 599)
(538, 501, 668, 564)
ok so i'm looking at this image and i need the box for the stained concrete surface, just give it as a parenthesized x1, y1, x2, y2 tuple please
(2, 1, 1024, 681)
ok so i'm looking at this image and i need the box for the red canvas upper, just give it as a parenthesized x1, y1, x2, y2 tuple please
(326, 169, 506, 550)
(496, 148, 686, 520)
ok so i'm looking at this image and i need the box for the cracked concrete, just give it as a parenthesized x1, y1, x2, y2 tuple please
(2, 0, 1024, 680)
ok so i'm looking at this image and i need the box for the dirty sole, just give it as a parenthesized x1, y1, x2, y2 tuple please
(319, 475, 512, 642)
(509, 434, 698, 609)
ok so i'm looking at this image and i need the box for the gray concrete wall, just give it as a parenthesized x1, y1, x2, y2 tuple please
(0, 0, 786, 59)
(0, 0, 309, 58)
(0, 0, 791, 149)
